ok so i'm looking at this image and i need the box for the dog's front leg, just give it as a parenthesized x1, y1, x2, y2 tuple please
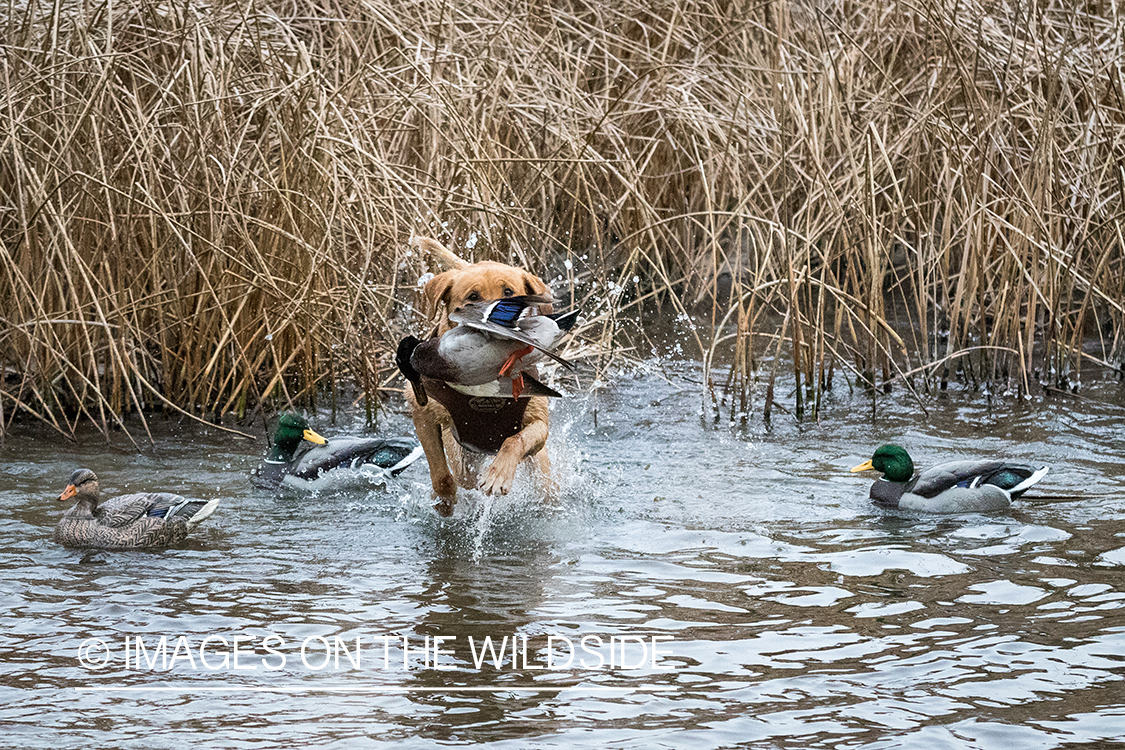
(480, 420, 548, 496)
(412, 411, 458, 515)
(534, 449, 560, 498)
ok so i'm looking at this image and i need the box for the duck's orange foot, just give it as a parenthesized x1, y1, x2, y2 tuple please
(499, 346, 534, 378)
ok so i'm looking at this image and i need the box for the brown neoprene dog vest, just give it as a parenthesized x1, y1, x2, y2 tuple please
(422, 377, 530, 454)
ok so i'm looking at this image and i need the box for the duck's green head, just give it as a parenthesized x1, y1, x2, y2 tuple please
(268, 413, 327, 461)
(851, 444, 915, 483)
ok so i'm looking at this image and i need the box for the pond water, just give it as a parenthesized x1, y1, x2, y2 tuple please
(1, 362, 1123, 749)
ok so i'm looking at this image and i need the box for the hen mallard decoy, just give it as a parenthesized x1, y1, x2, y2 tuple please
(850, 444, 1049, 513)
(256, 413, 423, 489)
(54, 468, 219, 549)
(396, 294, 578, 403)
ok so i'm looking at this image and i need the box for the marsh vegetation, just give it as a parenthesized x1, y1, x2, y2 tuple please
(2, 0, 1122, 437)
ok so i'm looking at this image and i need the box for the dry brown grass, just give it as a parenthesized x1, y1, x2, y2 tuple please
(1, 0, 1122, 437)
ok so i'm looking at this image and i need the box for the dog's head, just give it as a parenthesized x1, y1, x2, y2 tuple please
(422, 260, 553, 332)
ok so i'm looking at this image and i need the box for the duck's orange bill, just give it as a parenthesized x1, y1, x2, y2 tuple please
(850, 460, 874, 473)
(303, 429, 327, 445)
(59, 484, 77, 502)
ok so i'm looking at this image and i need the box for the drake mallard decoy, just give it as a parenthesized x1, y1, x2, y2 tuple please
(396, 294, 578, 403)
(54, 468, 219, 549)
(850, 444, 1049, 513)
(256, 413, 424, 489)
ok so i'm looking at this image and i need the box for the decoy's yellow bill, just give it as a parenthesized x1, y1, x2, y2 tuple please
(58, 484, 77, 502)
(303, 429, 327, 445)
(850, 460, 874, 473)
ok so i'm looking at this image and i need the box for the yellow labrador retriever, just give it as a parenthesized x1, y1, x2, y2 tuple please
(404, 237, 558, 516)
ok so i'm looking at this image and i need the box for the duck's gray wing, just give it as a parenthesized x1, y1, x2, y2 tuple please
(97, 493, 186, 527)
(148, 496, 216, 523)
(907, 460, 1009, 499)
(290, 436, 422, 480)
(449, 307, 575, 370)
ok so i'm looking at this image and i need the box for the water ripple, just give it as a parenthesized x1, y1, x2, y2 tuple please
(3, 373, 1125, 748)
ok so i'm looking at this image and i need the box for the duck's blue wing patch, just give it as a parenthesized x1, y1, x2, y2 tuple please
(485, 298, 527, 328)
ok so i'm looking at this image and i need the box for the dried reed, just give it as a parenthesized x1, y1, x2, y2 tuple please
(1, 0, 1121, 437)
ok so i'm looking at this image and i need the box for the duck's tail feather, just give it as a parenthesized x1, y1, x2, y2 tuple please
(537, 344, 576, 371)
(547, 309, 580, 332)
(386, 445, 426, 477)
(521, 373, 564, 398)
(1006, 466, 1049, 497)
(185, 499, 220, 530)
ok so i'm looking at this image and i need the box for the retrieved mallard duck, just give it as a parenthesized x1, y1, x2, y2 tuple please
(850, 444, 1049, 513)
(396, 294, 578, 403)
(54, 469, 219, 549)
(256, 413, 423, 489)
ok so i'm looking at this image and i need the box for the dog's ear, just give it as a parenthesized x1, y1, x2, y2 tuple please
(521, 271, 554, 314)
(421, 270, 457, 319)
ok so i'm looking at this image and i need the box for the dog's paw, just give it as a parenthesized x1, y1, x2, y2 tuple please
(433, 497, 456, 517)
(480, 462, 515, 496)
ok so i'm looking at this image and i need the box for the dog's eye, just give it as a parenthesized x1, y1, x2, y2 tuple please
(503, 287, 514, 297)
(467, 291, 480, 302)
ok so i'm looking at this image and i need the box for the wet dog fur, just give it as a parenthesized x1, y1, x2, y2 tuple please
(405, 237, 557, 516)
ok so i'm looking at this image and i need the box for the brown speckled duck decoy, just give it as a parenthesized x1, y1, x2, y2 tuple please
(54, 468, 220, 549)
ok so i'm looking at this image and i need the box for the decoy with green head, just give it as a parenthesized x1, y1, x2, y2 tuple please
(256, 413, 423, 489)
(850, 444, 1048, 513)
